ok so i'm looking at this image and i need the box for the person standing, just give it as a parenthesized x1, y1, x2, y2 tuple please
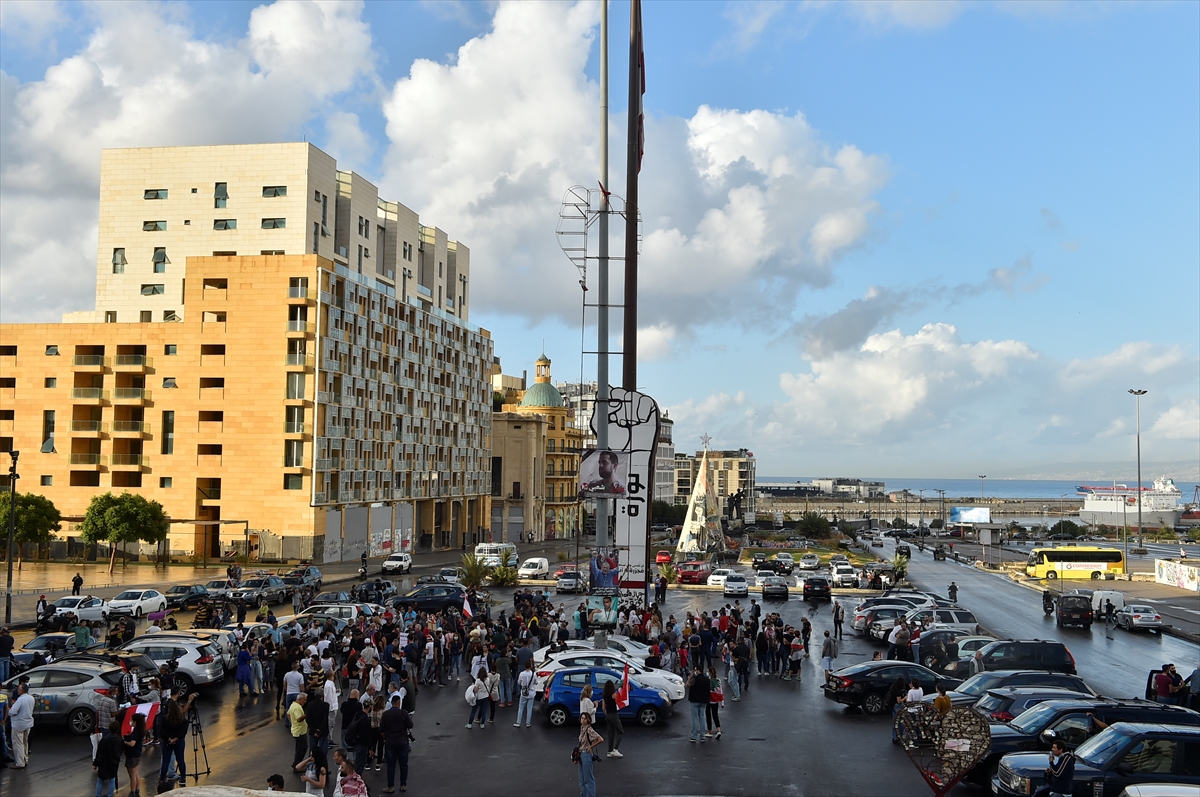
(123, 710, 147, 797)
(1033, 741, 1075, 797)
(686, 666, 711, 743)
(820, 630, 839, 677)
(9, 683, 35, 768)
(93, 720, 125, 797)
(0, 625, 14, 683)
(159, 693, 195, 785)
(466, 667, 488, 728)
(379, 693, 413, 794)
(72, 572, 84, 596)
(324, 670, 340, 735)
(933, 684, 952, 715)
(601, 679, 624, 758)
(947, 582, 958, 603)
(513, 659, 537, 728)
(576, 712, 603, 797)
(288, 692, 310, 770)
(705, 666, 723, 739)
(832, 601, 844, 640)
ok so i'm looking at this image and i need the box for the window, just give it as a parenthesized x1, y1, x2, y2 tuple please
(284, 473, 303, 490)
(315, 190, 321, 202)
(40, 475, 52, 486)
(0, 410, 12, 420)
(141, 284, 165, 296)
(45, 345, 59, 356)
(163, 310, 178, 322)
(321, 194, 328, 225)
(284, 440, 304, 468)
(44, 377, 56, 388)
(1120, 739, 1177, 774)
(261, 218, 286, 229)
(213, 219, 237, 230)
(41, 410, 55, 453)
(160, 477, 173, 488)
(312, 222, 319, 254)
(164, 345, 177, 356)
(140, 311, 152, 323)
(212, 251, 237, 256)
(214, 182, 228, 208)
(198, 444, 222, 456)
(262, 186, 287, 197)
(162, 377, 177, 388)
(105, 312, 117, 323)
(112, 248, 127, 273)
(364, 247, 370, 259)
(289, 277, 308, 298)
(144, 189, 168, 200)
(152, 248, 169, 273)
(261, 250, 284, 255)
(286, 405, 306, 432)
(143, 221, 166, 231)
(0, 346, 15, 356)
(286, 373, 306, 400)
(358, 215, 365, 236)
(161, 411, 174, 455)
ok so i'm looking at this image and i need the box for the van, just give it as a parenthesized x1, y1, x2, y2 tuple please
(518, 558, 550, 579)
(1090, 589, 1125, 614)
(474, 542, 519, 567)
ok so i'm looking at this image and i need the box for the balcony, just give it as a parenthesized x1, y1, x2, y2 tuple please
(71, 387, 108, 402)
(314, 491, 328, 504)
(72, 355, 108, 370)
(111, 454, 148, 469)
(287, 286, 309, 301)
(286, 320, 315, 335)
(114, 354, 151, 371)
(284, 422, 310, 435)
(113, 387, 150, 402)
(71, 420, 106, 435)
(112, 421, 150, 435)
(69, 453, 104, 467)
(286, 352, 314, 368)
(314, 458, 333, 471)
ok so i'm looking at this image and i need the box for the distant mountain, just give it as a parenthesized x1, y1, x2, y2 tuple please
(990, 460, 1200, 482)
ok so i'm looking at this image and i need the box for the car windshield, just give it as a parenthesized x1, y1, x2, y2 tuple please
(1127, 605, 1153, 613)
(206, 581, 227, 589)
(166, 586, 190, 595)
(114, 591, 142, 600)
(53, 598, 81, 608)
(1074, 727, 1135, 768)
(1008, 702, 1062, 733)
(1059, 596, 1090, 608)
(24, 637, 53, 650)
(242, 579, 266, 588)
(956, 673, 1006, 697)
(727, 575, 745, 582)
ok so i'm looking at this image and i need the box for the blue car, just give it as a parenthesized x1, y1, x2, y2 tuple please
(540, 666, 673, 728)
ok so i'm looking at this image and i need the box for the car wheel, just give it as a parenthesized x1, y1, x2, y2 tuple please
(637, 706, 660, 727)
(547, 705, 570, 727)
(922, 655, 938, 669)
(174, 673, 195, 698)
(135, 607, 142, 618)
(67, 706, 96, 736)
(862, 693, 886, 715)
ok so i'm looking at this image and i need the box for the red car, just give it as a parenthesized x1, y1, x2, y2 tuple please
(655, 550, 673, 565)
(554, 563, 579, 579)
(676, 561, 711, 585)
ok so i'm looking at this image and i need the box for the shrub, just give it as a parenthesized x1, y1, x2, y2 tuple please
(490, 565, 519, 586)
(658, 563, 679, 584)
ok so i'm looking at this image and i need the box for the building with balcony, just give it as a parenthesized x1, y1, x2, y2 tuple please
(0, 142, 492, 561)
(674, 448, 757, 512)
(654, 414, 674, 503)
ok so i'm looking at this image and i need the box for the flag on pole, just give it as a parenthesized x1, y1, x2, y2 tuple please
(614, 663, 631, 709)
(632, 0, 645, 173)
(462, 594, 473, 619)
(120, 701, 160, 736)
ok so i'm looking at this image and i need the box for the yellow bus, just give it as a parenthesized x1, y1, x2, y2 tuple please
(1025, 546, 1125, 580)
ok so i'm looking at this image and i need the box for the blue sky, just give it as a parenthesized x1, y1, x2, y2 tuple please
(1, 1, 1196, 479)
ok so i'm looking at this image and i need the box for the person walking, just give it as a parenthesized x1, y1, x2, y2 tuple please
(288, 692, 310, 770)
(601, 680, 624, 758)
(832, 601, 845, 640)
(705, 666, 723, 739)
(379, 693, 413, 794)
(576, 712, 603, 797)
(465, 667, 488, 728)
(947, 582, 958, 603)
(9, 683, 34, 769)
(579, 683, 597, 725)
(513, 659, 537, 728)
(686, 666, 711, 743)
(72, 572, 84, 596)
(93, 720, 124, 797)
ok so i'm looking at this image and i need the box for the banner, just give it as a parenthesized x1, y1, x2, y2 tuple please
(950, 507, 991, 524)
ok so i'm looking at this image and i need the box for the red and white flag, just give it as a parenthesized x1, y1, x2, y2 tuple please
(614, 663, 631, 710)
(121, 702, 160, 736)
(462, 594, 473, 619)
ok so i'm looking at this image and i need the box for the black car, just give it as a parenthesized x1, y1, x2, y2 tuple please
(751, 552, 768, 567)
(803, 576, 831, 602)
(993, 721, 1200, 797)
(164, 584, 209, 610)
(1056, 593, 1094, 629)
(392, 583, 467, 614)
(969, 698, 1200, 785)
(896, 544, 912, 558)
(971, 686, 1095, 723)
(929, 670, 1097, 710)
(943, 639, 1077, 677)
(823, 660, 949, 714)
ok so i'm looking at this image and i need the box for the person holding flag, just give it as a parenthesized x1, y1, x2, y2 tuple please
(462, 593, 473, 620)
(601, 668, 627, 758)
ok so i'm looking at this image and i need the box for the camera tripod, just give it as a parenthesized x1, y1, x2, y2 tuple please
(187, 702, 211, 781)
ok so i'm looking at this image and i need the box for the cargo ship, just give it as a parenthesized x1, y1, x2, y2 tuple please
(1077, 477, 1183, 528)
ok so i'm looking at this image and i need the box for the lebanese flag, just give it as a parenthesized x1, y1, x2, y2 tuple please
(462, 595, 473, 619)
(614, 663, 631, 710)
(121, 702, 160, 736)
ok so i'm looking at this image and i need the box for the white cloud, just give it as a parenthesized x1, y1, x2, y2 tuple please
(637, 323, 677, 362)
(323, 111, 374, 173)
(0, 1, 375, 322)
(1149, 400, 1199, 441)
(846, 0, 964, 30)
(721, 2, 787, 51)
(0, 0, 67, 49)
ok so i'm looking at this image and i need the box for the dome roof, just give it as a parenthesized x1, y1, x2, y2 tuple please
(520, 381, 564, 408)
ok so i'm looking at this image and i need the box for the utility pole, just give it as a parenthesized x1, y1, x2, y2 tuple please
(5, 450, 19, 624)
(979, 475, 986, 503)
(1129, 389, 1146, 550)
(595, 0, 611, 549)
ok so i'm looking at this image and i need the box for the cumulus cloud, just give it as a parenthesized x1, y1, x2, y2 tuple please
(380, 2, 888, 336)
(0, 0, 67, 50)
(1149, 400, 1199, 441)
(721, 2, 788, 51)
(846, 0, 964, 30)
(792, 286, 918, 359)
(0, 0, 375, 322)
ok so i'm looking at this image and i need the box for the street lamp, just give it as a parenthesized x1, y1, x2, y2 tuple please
(919, 488, 926, 532)
(5, 450, 19, 625)
(935, 489, 946, 533)
(1129, 389, 1147, 551)
(979, 475, 987, 503)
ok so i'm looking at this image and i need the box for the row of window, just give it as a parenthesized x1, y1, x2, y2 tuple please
(102, 311, 179, 323)
(144, 185, 287, 202)
(0, 345, 180, 357)
(31, 473, 302, 491)
(142, 218, 286, 231)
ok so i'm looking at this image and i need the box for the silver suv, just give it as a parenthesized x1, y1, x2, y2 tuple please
(139, 629, 238, 672)
(3, 661, 139, 735)
(229, 576, 288, 605)
(119, 636, 224, 695)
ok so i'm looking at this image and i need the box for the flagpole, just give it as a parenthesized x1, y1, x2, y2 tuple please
(596, 0, 611, 550)
(621, 0, 641, 391)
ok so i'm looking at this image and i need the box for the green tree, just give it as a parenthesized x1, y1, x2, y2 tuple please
(796, 512, 832, 539)
(1188, 528, 1200, 543)
(1049, 519, 1082, 538)
(0, 491, 62, 568)
(892, 553, 909, 581)
(657, 562, 679, 584)
(489, 565, 519, 587)
(929, 518, 944, 530)
(891, 517, 906, 529)
(652, 500, 686, 526)
(80, 492, 170, 573)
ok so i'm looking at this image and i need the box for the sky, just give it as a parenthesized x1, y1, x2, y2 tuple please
(1, 0, 1197, 480)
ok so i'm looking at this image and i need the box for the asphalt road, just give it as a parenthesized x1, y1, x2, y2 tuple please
(6, 546, 1190, 797)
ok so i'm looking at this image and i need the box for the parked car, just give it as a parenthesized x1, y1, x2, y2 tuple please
(139, 629, 239, 672)
(706, 569, 732, 588)
(304, 603, 375, 623)
(204, 579, 236, 599)
(220, 622, 275, 644)
(853, 604, 910, 635)
(533, 636, 652, 666)
(803, 576, 831, 602)
(165, 585, 210, 610)
(534, 649, 685, 700)
(1056, 593, 1094, 629)
(831, 564, 857, 588)
(723, 573, 749, 597)
(437, 567, 464, 584)
(55, 649, 159, 684)
(276, 615, 350, 640)
(518, 558, 551, 579)
(971, 686, 1095, 722)
(107, 589, 167, 618)
(751, 552, 768, 567)
(947, 639, 1078, 676)
(760, 575, 790, 600)
(381, 552, 413, 574)
(2, 661, 144, 735)
(676, 561, 712, 585)
(392, 583, 468, 614)
(800, 554, 821, 570)
(313, 591, 353, 604)
(556, 571, 587, 594)
(51, 595, 110, 622)
(554, 562, 580, 579)
(280, 576, 307, 595)
(11, 633, 104, 669)
(855, 594, 932, 614)
(904, 606, 982, 635)
(993, 721, 1200, 797)
(655, 550, 673, 564)
(284, 566, 323, 590)
(229, 576, 288, 605)
(922, 670, 1097, 711)
(823, 660, 948, 714)
(772, 553, 796, 575)
(1116, 604, 1164, 633)
(540, 667, 673, 727)
(119, 636, 224, 695)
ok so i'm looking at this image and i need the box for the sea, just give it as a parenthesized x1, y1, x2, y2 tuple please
(759, 477, 1200, 503)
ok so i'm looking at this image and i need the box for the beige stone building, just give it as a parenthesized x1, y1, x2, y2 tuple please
(489, 412, 547, 545)
(0, 142, 492, 562)
(674, 448, 757, 512)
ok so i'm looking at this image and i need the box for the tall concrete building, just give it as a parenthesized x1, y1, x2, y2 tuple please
(654, 414, 674, 503)
(674, 448, 757, 513)
(0, 143, 492, 562)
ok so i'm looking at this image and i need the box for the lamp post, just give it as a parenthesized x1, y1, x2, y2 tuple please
(935, 489, 946, 534)
(1129, 389, 1146, 551)
(919, 489, 926, 533)
(978, 475, 986, 503)
(5, 450, 19, 625)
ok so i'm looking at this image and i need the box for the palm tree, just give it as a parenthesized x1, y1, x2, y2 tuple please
(459, 553, 493, 591)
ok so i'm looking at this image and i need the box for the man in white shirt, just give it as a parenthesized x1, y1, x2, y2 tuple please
(283, 661, 306, 711)
(10, 683, 36, 768)
(324, 670, 340, 732)
(886, 621, 905, 660)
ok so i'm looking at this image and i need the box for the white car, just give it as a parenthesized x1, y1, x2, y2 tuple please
(707, 569, 732, 588)
(955, 635, 998, 656)
(904, 607, 981, 635)
(108, 589, 167, 618)
(723, 573, 749, 596)
(381, 553, 412, 574)
(51, 596, 110, 622)
(437, 567, 463, 583)
(536, 635, 652, 665)
(831, 564, 857, 587)
(800, 554, 821, 570)
(535, 649, 685, 701)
